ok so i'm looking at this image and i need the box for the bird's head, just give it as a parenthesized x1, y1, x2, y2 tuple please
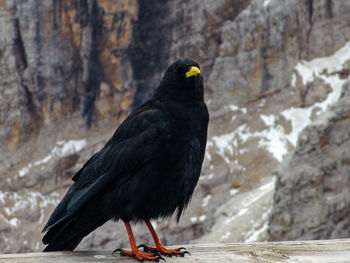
(154, 58, 204, 103)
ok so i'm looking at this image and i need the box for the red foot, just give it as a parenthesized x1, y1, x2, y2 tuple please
(139, 244, 190, 257)
(113, 248, 165, 262)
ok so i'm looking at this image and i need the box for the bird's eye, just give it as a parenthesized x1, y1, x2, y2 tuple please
(176, 66, 187, 77)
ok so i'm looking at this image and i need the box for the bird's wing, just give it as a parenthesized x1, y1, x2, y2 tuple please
(43, 106, 170, 232)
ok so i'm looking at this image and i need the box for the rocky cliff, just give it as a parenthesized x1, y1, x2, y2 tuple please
(269, 82, 350, 241)
(1, 0, 350, 253)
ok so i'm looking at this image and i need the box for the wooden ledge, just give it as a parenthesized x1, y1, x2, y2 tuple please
(1, 239, 350, 263)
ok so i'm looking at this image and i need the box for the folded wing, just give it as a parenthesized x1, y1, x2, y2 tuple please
(42, 106, 169, 237)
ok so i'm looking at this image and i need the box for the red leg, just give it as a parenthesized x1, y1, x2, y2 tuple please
(113, 221, 164, 262)
(139, 220, 190, 257)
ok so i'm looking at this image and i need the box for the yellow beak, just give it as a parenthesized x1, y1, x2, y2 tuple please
(185, 66, 200, 78)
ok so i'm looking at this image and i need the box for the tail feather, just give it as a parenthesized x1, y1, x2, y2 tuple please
(43, 233, 83, 252)
(43, 188, 75, 233)
(43, 209, 108, 251)
(42, 217, 74, 245)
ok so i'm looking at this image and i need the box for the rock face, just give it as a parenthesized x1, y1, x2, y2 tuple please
(196, 176, 276, 244)
(1, 0, 350, 253)
(269, 83, 350, 241)
(0, 0, 137, 252)
(0, 0, 136, 147)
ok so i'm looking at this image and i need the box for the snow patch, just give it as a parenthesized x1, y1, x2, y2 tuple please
(229, 188, 239, 196)
(259, 124, 288, 162)
(189, 217, 198, 223)
(259, 114, 289, 162)
(209, 124, 251, 167)
(190, 215, 206, 223)
(244, 42, 350, 162)
(237, 207, 248, 216)
(291, 72, 297, 87)
(281, 107, 313, 146)
(245, 206, 272, 242)
(19, 167, 30, 178)
(226, 104, 239, 111)
(0, 190, 60, 229)
(211, 132, 236, 162)
(196, 176, 276, 244)
(296, 41, 350, 86)
(200, 173, 215, 181)
(199, 215, 206, 222)
(0, 212, 20, 227)
(0, 191, 6, 203)
(9, 218, 19, 227)
(54, 139, 87, 157)
(263, 0, 271, 7)
(260, 114, 274, 127)
(205, 151, 212, 162)
(18, 139, 87, 177)
(202, 194, 212, 207)
(211, 122, 288, 163)
(209, 41, 350, 164)
(283, 41, 350, 146)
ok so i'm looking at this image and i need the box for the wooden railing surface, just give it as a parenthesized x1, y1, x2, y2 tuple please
(1, 239, 350, 263)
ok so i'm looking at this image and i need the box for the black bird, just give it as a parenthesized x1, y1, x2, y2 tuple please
(42, 58, 209, 261)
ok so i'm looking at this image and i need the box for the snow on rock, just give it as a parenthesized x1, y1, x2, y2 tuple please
(226, 104, 239, 112)
(18, 167, 30, 178)
(260, 40, 349, 157)
(195, 176, 276, 243)
(189, 214, 207, 224)
(208, 41, 350, 165)
(245, 206, 271, 242)
(263, 0, 272, 8)
(199, 215, 206, 222)
(210, 122, 287, 163)
(190, 216, 198, 223)
(0, 190, 60, 252)
(281, 43, 350, 146)
(262, 41, 350, 155)
(229, 188, 239, 196)
(0, 191, 60, 227)
(18, 139, 87, 178)
(202, 194, 212, 208)
(209, 124, 255, 168)
(259, 115, 288, 162)
(200, 173, 215, 181)
(295, 41, 350, 86)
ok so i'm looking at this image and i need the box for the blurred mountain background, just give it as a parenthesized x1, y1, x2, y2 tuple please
(1, 0, 350, 253)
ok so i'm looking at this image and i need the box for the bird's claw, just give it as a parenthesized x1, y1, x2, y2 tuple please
(138, 244, 190, 258)
(171, 249, 190, 257)
(112, 248, 164, 262)
(156, 254, 166, 262)
(112, 248, 122, 255)
(181, 250, 191, 257)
